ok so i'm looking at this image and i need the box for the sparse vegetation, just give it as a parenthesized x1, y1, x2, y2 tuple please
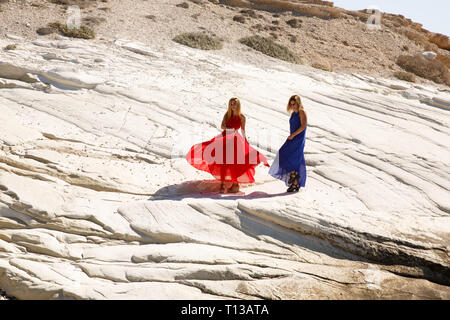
(176, 2, 189, 9)
(36, 27, 56, 35)
(240, 9, 258, 18)
(286, 18, 302, 28)
(173, 32, 223, 50)
(251, 24, 264, 32)
(47, 0, 96, 9)
(239, 35, 301, 64)
(83, 16, 106, 26)
(393, 71, 416, 83)
(396, 54, 450, 85)
(269, 32, 278, 39)
(98, 7, 111, 12)
(233, 15, 246, 24)
(48, 22, 95, 39)
(311, 61, 332, 72)
(5, 44, 17, 50)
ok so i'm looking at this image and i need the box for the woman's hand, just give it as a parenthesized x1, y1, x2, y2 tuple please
(287, 134, 295, 140)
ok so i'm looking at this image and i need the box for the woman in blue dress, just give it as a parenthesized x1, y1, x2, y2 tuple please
(269, 95, 308, 192)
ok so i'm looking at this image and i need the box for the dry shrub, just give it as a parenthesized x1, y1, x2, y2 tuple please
(5, 44, 17, 50)
(286, 18, 302, 28)
(48, 0, 97, 9)
(393, 71, 416, 82)
(176, 2, 189, 8)
(240, 9, 259, 18)
(83, 16, 106, 26)
(239, 35, 300, 64)
(251, 23, 264, 32)
(48, 22, 95, 39)
(396, 54, 450, 85)
(36, 27, 56, 35)
(233, 15, 246, 23)
(311, 59, 332, 72)
(173, 32, 223, 50)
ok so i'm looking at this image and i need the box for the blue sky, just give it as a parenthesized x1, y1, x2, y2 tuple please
(332, 0, 449, 36)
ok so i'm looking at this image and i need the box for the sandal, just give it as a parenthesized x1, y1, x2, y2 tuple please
(287, 183, 300, 193)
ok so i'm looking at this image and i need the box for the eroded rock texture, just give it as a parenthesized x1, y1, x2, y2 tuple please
(0, 36, 449, 299)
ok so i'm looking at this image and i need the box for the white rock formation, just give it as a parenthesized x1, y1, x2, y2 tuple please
(0, 36, 449, 299)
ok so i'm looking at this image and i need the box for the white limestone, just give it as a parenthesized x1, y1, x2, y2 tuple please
(0, 37, 449, 299)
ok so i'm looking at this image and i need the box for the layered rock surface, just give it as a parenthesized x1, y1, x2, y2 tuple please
(0, 35, 449, 299)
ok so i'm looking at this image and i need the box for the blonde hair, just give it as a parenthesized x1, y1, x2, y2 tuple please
(287, 95, 304, 113)
(224, 97, 242, 122)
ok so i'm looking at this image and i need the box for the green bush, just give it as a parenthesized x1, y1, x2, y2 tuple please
(5, 44, 17, 50)
(173, 32, 223, 50)
(48, 22, 95, 39)
(239, 35, 300, 64)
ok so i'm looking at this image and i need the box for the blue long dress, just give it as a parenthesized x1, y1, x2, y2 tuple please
(269, 111, 307, 187)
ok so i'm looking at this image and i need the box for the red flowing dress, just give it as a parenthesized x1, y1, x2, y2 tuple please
(186, 115, 269, 183)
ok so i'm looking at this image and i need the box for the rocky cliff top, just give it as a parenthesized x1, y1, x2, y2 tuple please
(0, 0, 449, 85)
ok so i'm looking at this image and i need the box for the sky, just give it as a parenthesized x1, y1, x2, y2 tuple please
(332, 0, 449, 36)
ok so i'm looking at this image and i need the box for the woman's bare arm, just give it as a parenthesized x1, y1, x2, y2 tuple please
(240, 115, 246, 132)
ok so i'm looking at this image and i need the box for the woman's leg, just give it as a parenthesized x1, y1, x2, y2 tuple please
(287, 171, 300, 192)
(288, 171, 297, 184)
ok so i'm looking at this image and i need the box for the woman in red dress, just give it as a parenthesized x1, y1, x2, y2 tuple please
(186, 98, 269, 193)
